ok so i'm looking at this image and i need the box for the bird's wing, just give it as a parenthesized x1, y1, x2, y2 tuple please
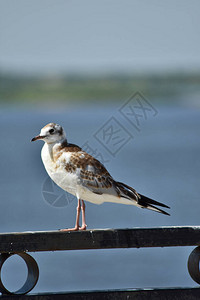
(65, 151, 114, 194)
(62, 149, 170, 215)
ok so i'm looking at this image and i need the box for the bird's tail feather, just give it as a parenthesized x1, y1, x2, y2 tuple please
(115, 181, 170, 216)
(138, 196, 170, 216)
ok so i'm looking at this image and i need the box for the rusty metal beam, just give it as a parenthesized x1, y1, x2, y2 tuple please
(0, 226, 200, 253)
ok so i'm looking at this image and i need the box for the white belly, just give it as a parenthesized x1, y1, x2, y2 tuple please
(50, 169, 79, 196)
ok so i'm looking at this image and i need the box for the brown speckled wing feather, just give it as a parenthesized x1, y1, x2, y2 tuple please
(65, 150, 114, 194)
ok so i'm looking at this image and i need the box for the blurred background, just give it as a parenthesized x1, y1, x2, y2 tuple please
(0, 0, 200, 294)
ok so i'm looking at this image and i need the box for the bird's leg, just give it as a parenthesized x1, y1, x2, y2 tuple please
(74, 198, 81, 230)
(79, 200, 87, 230)
(60, 199, 81, 232)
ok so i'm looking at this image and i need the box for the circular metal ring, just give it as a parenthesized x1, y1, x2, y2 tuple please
(0, 252, 39, 295)
(188, 246, 200, 284)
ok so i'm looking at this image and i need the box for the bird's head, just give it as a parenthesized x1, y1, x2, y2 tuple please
(31, 123, 66, 144)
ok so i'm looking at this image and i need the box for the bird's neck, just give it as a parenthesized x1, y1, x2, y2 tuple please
(45, 138, 68, 161)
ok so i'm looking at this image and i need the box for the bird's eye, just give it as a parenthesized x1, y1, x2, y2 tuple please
(49, 129, 54, 134)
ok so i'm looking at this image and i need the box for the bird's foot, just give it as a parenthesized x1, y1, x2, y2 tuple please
(79, 224, 87, 231)
(60, 226, 79, 232)
(60, 224, 87, 232)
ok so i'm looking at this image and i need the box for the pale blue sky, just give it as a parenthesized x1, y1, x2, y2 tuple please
(0, 0, 200, 74)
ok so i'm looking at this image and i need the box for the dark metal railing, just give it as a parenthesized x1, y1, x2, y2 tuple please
(0, 226, 200, 296)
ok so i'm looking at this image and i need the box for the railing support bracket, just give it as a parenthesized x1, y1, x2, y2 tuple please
(188, 246, 200, 284)
(0, 252, 39, 295)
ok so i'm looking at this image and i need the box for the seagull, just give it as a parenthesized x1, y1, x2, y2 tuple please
(31, 123, 170, 231)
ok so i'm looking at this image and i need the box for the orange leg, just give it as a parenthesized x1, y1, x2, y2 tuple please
(60, 199, 81, 232)
(79, 200, 87, 230)
(60, 199, 87, 232)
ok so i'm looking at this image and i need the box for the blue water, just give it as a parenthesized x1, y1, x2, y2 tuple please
(0, 102, 200, 293)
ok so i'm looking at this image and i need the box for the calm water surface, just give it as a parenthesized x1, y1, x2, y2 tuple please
(0, 103, 200, 293)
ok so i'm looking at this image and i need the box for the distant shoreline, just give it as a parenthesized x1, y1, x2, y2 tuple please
(0, 72, 200, 104)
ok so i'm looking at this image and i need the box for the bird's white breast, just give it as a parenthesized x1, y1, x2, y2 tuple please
(41, 143, 79, 196)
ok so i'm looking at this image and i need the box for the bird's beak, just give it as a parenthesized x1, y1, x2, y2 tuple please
(31, 135, 44, 142)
